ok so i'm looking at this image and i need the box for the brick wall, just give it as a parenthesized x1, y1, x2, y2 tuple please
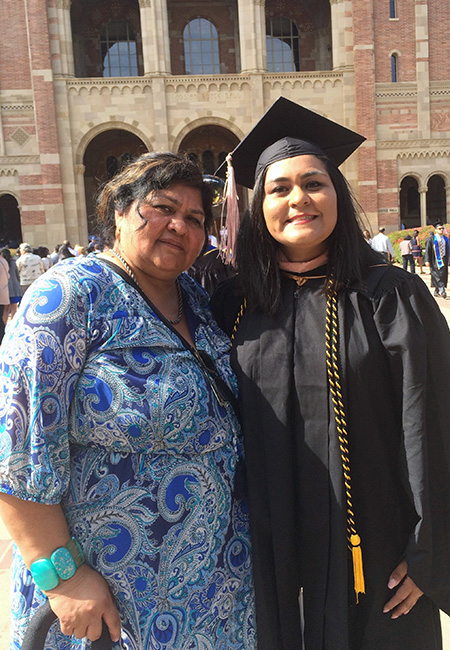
(0, 0, 31, 89)
(429, 0, 450, 80)
(373, 0, 416, 83)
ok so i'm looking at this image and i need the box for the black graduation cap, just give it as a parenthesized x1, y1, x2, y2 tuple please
(216, 96, 365, 189)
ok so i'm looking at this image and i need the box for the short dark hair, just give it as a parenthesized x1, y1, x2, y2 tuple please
(235, 155, 382, 314)
(95, 152, 213, 247)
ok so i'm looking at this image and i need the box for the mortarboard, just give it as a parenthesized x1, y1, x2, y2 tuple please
(216, 96, 366, 189)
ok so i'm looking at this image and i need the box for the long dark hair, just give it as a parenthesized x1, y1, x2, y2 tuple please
(235, 154, 382, 314)
(0, 247, 11, 267)
(96, 152, 213, 247)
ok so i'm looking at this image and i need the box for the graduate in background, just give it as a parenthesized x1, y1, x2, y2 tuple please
(425, 222, 449, 298)
(212, 97, 450, 650)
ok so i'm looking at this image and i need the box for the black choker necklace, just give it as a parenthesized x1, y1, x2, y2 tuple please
(109, 249, 184, 325)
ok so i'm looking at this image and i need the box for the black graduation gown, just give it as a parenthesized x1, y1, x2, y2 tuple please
(187, 247, 236, 296)
(211, 265, 450, 650)
(425, 235, 449, 291)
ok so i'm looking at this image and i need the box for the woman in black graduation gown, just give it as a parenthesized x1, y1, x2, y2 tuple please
(212, 97, 450, 650)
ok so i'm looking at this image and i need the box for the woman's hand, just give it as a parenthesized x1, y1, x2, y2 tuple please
(46, 564, 121, 642)
(383, 559, 423, 618)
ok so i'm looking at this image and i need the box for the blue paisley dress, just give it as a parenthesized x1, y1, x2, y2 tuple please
(0, 255, 256, 650)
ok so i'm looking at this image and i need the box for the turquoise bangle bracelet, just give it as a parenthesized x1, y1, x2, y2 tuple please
(30, 537, 85, 591)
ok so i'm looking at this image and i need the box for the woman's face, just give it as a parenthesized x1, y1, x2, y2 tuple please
(262, 154, 338, 261)
(115, 183, 206, 281)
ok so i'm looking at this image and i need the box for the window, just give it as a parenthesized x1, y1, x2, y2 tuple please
(266, 16, 300, 73)
(184, 18, 220, 75)
(389, 0, 397, 19)
(101, 21, 138, 77)
(391, 53, 398, 82)
(202, 150, 215, 175)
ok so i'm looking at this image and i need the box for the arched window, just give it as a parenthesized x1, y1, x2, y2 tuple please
(202, 150, 215, 175)
(101, 21, 138, 77)
(389, 0, 397, 19)
(391, 53, 398, 82)
(184, 18, 220, 75)
(266, 16, 300, 73)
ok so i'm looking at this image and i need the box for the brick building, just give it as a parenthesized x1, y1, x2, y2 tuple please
(0, 0, 449, 248)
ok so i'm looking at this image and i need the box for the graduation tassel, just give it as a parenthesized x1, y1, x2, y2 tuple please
(219, 154, 239, 266)
(350, 534, 365, 602)
(326, 290, 366, 603)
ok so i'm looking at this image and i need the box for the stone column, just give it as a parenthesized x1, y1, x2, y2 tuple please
(419, 186, 428, 227)
(237, 0, 266, 73)
(330, 0, 354, 70)
(48, 0, 75, 77)
(415, 0, 430, 138)
(139, 0, 171, 75)
(75, 164, 88, 243)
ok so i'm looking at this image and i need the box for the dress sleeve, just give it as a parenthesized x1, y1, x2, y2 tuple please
(0, 270, 88, 504)
(372, 272, 450, 613)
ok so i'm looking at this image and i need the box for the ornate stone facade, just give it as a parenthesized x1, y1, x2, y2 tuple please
(0, 0, 448, 246)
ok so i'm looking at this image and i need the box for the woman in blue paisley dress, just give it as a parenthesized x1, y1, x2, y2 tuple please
(0, 152, 256, 650)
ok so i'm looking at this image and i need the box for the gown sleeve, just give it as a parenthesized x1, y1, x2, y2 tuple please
(372, 269, 450, 613)
(0, 269, 88, 504)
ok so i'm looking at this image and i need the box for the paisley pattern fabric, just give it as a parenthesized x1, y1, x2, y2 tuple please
(0, 256, 256, 650)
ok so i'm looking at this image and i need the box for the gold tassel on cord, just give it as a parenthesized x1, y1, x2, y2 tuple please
(350, 534, 365, 602)
(326, 291, 365, 604)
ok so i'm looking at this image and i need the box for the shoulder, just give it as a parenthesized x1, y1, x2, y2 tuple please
(354, 264, 423, 301)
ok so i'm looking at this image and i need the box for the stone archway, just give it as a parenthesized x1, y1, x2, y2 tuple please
(83, 129, 148, 238)
(0, 194, 22, 247)
(426, 175, 447, 224)
(399, 176, 420, 229)
(178, 124, 243, 239)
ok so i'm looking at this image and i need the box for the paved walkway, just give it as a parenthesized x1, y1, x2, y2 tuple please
(0, 268, 450, 649)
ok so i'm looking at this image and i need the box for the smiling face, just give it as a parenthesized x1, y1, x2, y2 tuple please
(262, 154, 338, 262)
(115, 183, 206, 281)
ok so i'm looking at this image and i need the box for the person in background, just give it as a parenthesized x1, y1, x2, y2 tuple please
(57, 243, 76, 262)
(16, 242, 44, 295)
(0, 152, 255, 650)
(63, 239, 77, 256)
(0, 247, 21, 326)
(0, 249, 9, 344)
(362, 229, 372, 246)
(371, 226, 395, 262)
(212, 97, 450, 650)
(74, 244, 87, 256)
(37, 246, 52, 271)
(425, 222, 449, 298)
(411, 229, 424, 274)
(49, 244, 61, 265)
(399, 235, 415, 273)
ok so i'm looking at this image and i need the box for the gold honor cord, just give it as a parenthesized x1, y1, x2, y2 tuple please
(325, 291, 365, 602)
(231, 298, 247, 343)
(231, 284, 365, 601)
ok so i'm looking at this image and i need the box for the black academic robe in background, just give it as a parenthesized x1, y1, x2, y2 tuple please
(425, 234, 449, 292)
(212, 265, 450, 650)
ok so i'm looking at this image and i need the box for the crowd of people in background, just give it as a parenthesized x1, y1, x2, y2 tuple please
(0, 237, 105, 344)
(0, 222, 449, 346)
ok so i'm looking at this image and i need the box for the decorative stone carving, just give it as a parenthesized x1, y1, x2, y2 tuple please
(0, 168, 18, 176)
(66, 79, 153, 96)
(10, 128, 30, 146)
(138, 0, 152, 7)
(56, 0, 71, 9)
(1, 104, 34, 111)
(0, 156, 40, 164)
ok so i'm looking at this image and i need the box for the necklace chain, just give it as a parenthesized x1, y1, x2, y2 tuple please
(109, 249, 184, 324)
